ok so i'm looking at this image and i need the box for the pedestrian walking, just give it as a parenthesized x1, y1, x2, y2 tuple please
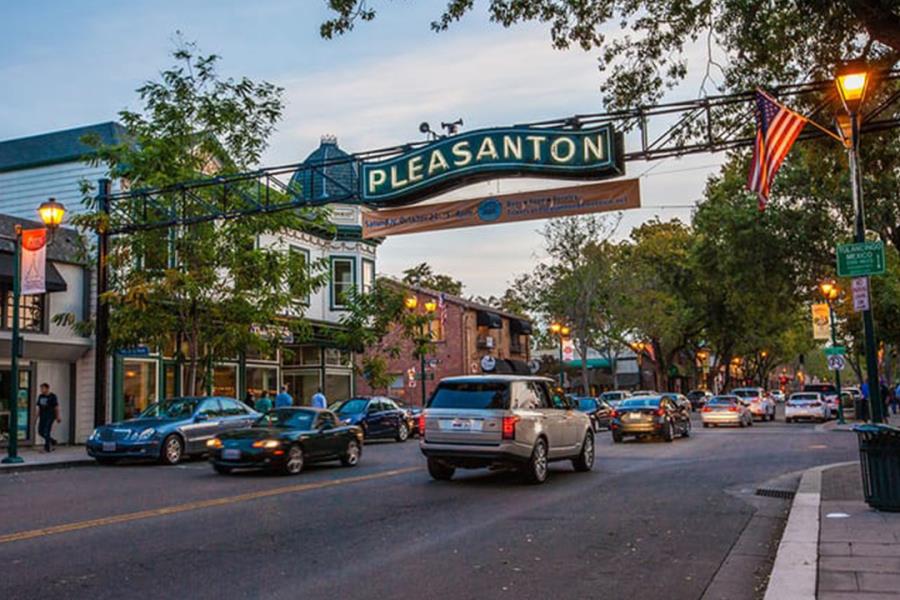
(311, 388, 327, 409)
(35, 383, 60, 452)
(274, 385, 293, 408)
(256, 390, 273, 414)
(893, 383, 900, 415)
(244, 391, 255, 410)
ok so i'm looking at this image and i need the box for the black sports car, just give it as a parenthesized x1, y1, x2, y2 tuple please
(207, 408, 364, 475)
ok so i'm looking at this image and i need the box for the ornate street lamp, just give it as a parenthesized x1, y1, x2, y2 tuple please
(550, 322, 570, 388)
(405, 295, 437, 405)
(3, 200, 66, 464)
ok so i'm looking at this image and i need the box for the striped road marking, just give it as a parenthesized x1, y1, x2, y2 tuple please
(0, 466, 419, 545)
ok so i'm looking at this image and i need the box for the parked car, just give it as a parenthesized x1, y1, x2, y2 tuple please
(573, 396, 614, 431)
(393, 399, 424, 436)
(785, 392, 830, 423)
(610, 395, 692, 443)
(770, 390, 786, 403)
(803, 383, 839, 417)
(599, 390, 631, 408)
(731, 387, 776, 421)
(701, 395, 752, 428)
(686, 389, 713, 411)
(419, 375, 595, 484)
(332, 396, 414, 442)
(207, 408, 364, 475)
(86, 396, 259, 465)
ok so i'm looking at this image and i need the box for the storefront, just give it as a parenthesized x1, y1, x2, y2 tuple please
(282, 344, 354, 406)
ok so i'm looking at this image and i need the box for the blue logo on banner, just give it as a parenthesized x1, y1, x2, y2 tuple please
(477, 199, 502, 222)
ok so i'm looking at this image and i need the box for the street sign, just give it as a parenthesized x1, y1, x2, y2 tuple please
(824, 346, 846, 356)
(837, 241, 885, 277)
(852, 277, 870, 312)
(118, 345, 150, 357)
(827, 355, 846, 371)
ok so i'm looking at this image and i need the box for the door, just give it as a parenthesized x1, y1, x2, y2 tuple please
(314, 412, 343, 458)
(381, 398, 404, 436)
(534, 382, 572, 456)
(363, 399, 387, 437)
(182, 398, 223, 452)
(219, 398, 256, 431)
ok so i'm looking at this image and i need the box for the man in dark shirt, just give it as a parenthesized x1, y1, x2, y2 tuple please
(36, 383, 60, 452)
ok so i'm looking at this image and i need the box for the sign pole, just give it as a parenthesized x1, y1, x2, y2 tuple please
(828, 301, 845, 424)
(2, 227, 23, 464)
(849, 113, 884, 423)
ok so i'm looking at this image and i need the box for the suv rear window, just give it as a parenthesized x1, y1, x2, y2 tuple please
(428, 382, 510, 410)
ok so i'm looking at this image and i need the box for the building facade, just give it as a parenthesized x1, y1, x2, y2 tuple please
(354, 282, 533, 405)
(0, 124, 376, 442)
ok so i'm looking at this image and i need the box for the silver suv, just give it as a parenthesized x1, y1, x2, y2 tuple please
(419, 375, 595, 484)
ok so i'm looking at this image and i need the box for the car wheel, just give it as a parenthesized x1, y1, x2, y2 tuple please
(341, 440, 361, 467)
(395, 422, 409, 443)
(682, 419, 692, 438)
(522, 438, 549, 484)
(213, 465, 232, 475)
(663, 421, 675, 442)
(282, 444, 304, 475)
(427, 457, 455, 481)
(572, 431, 595, 472)
(612, 431, 623, 443)
(159, 434, 184, 465)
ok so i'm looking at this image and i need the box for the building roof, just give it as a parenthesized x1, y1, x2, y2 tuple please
(386, 278, 531, 324)
(0, 214, 84, 264)
(289, 135, 358, 202)
(0, 122, 127, 174)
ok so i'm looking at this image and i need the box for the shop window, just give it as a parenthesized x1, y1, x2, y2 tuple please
(429, 318, 443, 342)
(212, 365, 238, 398)
(362, 259, 375, 294)
(325, 372, 352, 404)
(289, 245, 311, 305)
(0, 369, 32, 444)
(123, 360, 158, 420)
(2, 290, 45, 332)
(389, 374, 405, 391)
(325, 348, 351, 366)
(330, 257, 356, 309)
(246, 366, 278, 399)
(283, 371, 320, 406)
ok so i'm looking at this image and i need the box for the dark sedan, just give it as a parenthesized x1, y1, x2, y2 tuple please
(573, 396, 614, 431)
(394, 399, 424, 436)
(208, 408, 363, 475)
(86, 396, 259, 465)
(610, 395, 692, 443)
(332, 396, 413, 442)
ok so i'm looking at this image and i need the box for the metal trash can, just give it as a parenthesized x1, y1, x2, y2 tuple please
(854, 423, 900, 512)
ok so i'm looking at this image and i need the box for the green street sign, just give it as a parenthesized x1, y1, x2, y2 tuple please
(825, 346, 846, 356)
(837, 241, 885, 277)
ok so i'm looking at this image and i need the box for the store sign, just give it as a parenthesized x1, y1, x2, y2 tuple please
(360, 125, 623, 205)
(362, 179, 640, 238)
(20, 228, 47, 296)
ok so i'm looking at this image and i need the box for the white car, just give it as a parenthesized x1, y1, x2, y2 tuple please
(785, 393, 830, 423)
(770, 390, 785, 403)
(732, 387, 776, 421)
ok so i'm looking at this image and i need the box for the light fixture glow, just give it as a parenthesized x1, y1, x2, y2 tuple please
(37, 198, 66, 229)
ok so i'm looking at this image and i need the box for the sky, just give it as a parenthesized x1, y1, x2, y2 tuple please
(0, 1, 727, 298)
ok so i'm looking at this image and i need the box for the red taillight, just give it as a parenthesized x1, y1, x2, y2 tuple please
(656, 407, 665, 416)
(610, 410, 619, 419)
(729, 406, 740, 412)
(502, 416, 519, 440)
(418, 413, 426, 435)
(702, 406, 712, 413)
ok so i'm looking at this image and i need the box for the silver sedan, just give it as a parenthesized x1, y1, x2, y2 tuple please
(701, 395, 752, 428)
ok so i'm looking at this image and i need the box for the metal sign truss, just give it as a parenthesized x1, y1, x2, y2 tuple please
(102, 71, 900, 235)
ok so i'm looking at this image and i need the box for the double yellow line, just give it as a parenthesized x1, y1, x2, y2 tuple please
(0, 466, 418, 545)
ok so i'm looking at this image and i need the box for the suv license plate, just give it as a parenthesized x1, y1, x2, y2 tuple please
(222, 449, 241, 460)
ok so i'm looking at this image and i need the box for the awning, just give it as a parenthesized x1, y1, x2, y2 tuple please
(510, 318, 533, 335)
(476, 310, 502, 329)
(0, 253, 67, 292)
(564, 358, 612, 369)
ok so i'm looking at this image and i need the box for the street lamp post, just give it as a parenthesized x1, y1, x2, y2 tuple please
(820, 281, 845, 424)
(3, 199, 66, 464)
(405, 295, 436, 406)
(550, 322, 570, 389)
(836, 62, 884, 423)
(633, 342, 647, 390)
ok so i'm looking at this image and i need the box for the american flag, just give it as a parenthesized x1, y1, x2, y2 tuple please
(438, 293, 447, 332)
(747, 90, 808, 210)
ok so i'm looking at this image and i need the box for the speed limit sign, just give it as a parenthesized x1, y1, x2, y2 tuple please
(827, 355, 846, 371)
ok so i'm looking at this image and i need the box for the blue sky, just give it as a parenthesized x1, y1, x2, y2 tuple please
(0, 1, 725, 297)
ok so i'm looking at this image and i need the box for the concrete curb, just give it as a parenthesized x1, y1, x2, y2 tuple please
(0, 456, 95, 474)
(763, 461, 855, 600)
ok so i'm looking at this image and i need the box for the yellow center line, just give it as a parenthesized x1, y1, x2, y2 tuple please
(0, 466, 419, 545)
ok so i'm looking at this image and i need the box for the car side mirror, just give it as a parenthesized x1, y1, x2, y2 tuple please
(194, 413, 209, 422)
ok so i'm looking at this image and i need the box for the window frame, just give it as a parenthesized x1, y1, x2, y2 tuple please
(361, 258, 375, 294)
(1, 288, 47, 334)
(329, 255, 357, 310)
(289, 245, 312, 306)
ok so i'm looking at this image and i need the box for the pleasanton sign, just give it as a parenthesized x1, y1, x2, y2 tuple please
(360, 124, 623, 205)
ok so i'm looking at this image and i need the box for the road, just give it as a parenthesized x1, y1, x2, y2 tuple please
(1, 413, 857, 600)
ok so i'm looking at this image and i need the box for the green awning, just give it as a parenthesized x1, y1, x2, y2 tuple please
(564, 358, 611, 369)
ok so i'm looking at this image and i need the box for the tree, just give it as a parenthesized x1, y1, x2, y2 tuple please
(323, 1, 900, 107)
(72, 40, 330, 394)
(401, 262, 464, 296)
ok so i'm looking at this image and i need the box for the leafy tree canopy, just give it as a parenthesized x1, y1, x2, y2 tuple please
(401, 262, 464, 296)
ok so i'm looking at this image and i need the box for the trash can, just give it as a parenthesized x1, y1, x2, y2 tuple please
(854, 423, 900, 512)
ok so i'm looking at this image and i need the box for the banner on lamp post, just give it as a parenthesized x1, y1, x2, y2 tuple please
(21, 229, 47, 296)
(811, 303, 831, 340)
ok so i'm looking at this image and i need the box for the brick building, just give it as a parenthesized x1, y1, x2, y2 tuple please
(354, 282, 533, 406)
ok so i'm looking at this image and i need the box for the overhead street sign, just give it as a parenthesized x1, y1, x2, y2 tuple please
(827, 355, 846, 371)
(837, 241, 886, 277)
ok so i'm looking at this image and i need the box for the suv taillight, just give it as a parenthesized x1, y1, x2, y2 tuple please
(502, 416, 519, 440)
(418, 413, 426, 435)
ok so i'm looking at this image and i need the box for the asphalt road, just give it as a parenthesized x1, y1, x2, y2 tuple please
(1, 412, 857, 600)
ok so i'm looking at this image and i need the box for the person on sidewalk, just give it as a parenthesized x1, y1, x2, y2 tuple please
(35, 383, 60, 452)
(893, 383, 900, 415)
(243, 391, 255, 411)
(255, 390, 273, 414)
(274, 385, 293, 408)
(311, 388, 327, 409)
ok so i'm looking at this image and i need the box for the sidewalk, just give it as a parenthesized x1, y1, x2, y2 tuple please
(818, 462, 900, 598)
(0, 445, 94, 473)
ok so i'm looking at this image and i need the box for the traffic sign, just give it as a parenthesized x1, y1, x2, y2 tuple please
(837, 241, 885, 277)
(824, 346, 846, 356)
(827, 355, 846, 371)
(852, 277, 870, 312)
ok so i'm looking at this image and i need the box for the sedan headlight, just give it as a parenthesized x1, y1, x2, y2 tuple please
(207, 438, 223, 449)
(251, 439, 281, 449)
(89, 428, 101, 441)
(137, 428, 156, 440)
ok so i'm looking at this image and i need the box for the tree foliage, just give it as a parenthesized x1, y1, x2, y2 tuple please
(401, 262, 464, 296)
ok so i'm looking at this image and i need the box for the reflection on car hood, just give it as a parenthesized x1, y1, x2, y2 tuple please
(103, 418, 176, 430)
(218, 427, 312, 440)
